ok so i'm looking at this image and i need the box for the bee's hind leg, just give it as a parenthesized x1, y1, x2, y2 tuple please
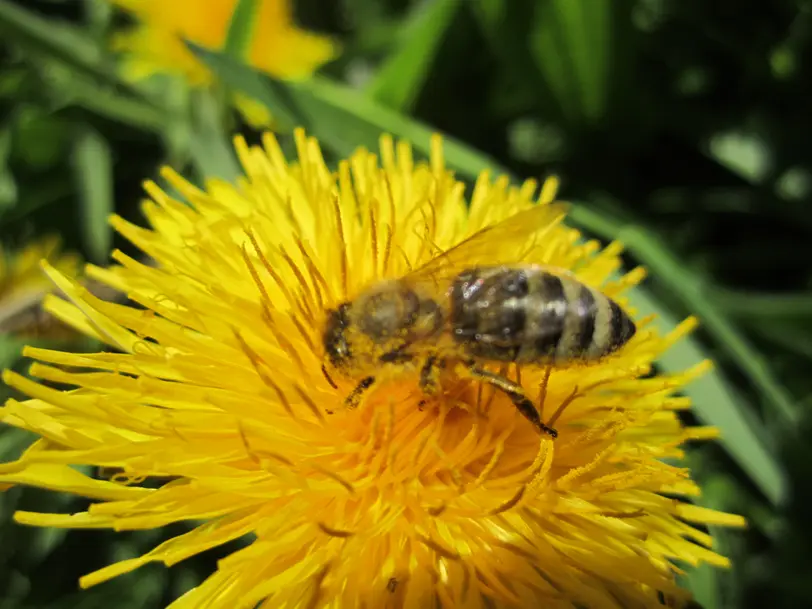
(465, 364, 558, 438)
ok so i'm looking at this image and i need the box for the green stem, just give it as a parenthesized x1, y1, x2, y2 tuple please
(713, 288, 812, 319)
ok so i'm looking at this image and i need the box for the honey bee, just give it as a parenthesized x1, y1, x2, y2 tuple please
(321, 203, 637, 438)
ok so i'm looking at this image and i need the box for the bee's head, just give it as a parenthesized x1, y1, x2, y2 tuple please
(322, 303, 353, 370)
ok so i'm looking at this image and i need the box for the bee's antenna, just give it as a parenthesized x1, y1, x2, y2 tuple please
(321, 364, 338, 389)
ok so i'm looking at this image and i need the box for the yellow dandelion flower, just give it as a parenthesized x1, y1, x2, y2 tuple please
(0, 130, 745, 608)
(109, 0, 339, 126)
(0, 236, 81, 340)
(111, 0, 337, 84)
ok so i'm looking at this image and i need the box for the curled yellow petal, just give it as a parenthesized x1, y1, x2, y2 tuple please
(0, 462, 149, 501)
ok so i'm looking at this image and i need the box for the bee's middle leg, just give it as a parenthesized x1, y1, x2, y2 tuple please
(465, 364, 558, 438)
(419, 355, 442, 395)
(416, 355, 445, 410)
(345, 376, 376, 409)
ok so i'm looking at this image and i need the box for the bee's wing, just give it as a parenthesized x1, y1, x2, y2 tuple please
(402, 203, 571, 292)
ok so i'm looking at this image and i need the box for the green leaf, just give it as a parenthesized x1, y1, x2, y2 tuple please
(616, 278, 786, 507)
(0, 0, 133, 96)
(0, 0, 172, 133)
(192, 48, 787, 506)
(365, 0, 462, 112)
(294, 76, 506, 169)
(528, 0, 630, 125)
(472, 0, 534, 71)
(713, 288, 812, 320)
(574, 206, 798, 427)
(83, 0, 113, 39)
(12, 106, 70, 170)
(58, 73, 170, 134)
(187, 90, 241, 182)
(570, 204, 790, 502)
(472, 0, 565, 118)
(0, 66, 31, 100)
(224, 0, 260, 60)
(27, 526, 69, 565)
(684, 557, 721, 609)
(0, 174, 72, 227)
(750, 321, 812, 360)
(680, 475, 744, 609)
(0, 126, 16, 209)
(72, 127, 114, 264)
(186, 44, 299, 132)
(0, 335, 27, 371)
(191, 44, 500, 165)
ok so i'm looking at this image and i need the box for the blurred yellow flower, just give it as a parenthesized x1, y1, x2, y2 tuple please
(111, 0, 337, 83)
(0, 130, 744, 608)
(110, 0, 338, 126)
(0, 237, 81, 340)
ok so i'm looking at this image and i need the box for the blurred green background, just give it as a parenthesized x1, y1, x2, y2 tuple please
(1, 0, 811, 607)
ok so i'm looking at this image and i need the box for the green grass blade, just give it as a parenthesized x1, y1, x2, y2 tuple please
(0, 0, 176, 133)
(751, 321, 812, 360)
(83, 0, 114, 38)
(570, 205, 798, 430)
(0, 174, 73, 227)
(529, 0, 623, 124)
(187, 91, 241, 182)
(186, 43, 299, 132)
(294, 75, 507, 169)
(190, 44, 500, 163)
(0, 126, 16, 210)
(679, 472, 746, 609)
(684, 562, 720, 609)
(0, 0, 105, 79)
(471, 0, 546, 86)
(191, 48, 787, 505)
(224, 0, 260, 60)
(0, 335, 27, 371)
(618, 280, 786, 507)
(365, 0, 462, 112)
(0, 0, 149, 102)
(713, 288, 812, 320)
(61, 72, 169, 133)
(72, 127, 114, 265)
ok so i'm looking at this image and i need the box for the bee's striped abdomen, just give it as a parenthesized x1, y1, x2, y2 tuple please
(518, 272, 567, 360)
(450, 266, 636, 364)
(450, 267, 529, 361)
(551, 278, 602, 360)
